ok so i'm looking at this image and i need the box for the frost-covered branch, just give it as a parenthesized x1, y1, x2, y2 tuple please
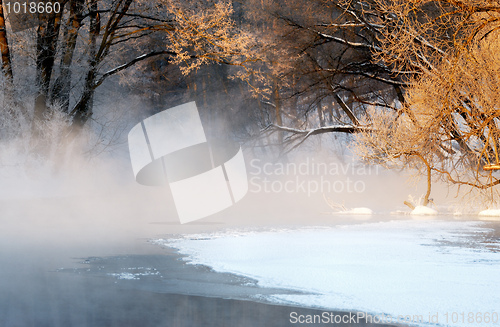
(264, 123, 369, 154)
(94, 50, 177, 87)
(266, 123, 368, 136)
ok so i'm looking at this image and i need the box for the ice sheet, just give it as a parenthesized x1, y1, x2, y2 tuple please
(157, 220, 500, 327)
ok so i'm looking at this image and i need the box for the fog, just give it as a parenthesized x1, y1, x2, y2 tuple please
(0, 135, 465, 279)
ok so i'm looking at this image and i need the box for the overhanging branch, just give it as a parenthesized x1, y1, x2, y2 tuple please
(94, 50, 176, 87)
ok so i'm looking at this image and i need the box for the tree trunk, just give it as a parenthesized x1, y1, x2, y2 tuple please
(51, 0, 83, 112)
(273, 81, 283, 154)
(325, 100, 334, 124)
(318, 102, 325, 127)
(423, 162, 432, 206)
(71, 9, 98, 129)
(36, 11, 63, 97)
(33, 10, 63, 138)
(71, 0, 131, 128)
(0, 2, 13, 84)
(413, 152, 432, 206)
(334, 94, 359, 126)
(0, 0, 19, 124)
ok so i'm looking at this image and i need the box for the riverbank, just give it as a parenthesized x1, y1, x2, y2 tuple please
(1, 243, 400, 327)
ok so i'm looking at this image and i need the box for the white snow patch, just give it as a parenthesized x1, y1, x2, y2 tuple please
(478, 209, 500, 221)
(158, 220, 500, 327)
(410, 205, 438, 216)
(478, 209, 500, 217)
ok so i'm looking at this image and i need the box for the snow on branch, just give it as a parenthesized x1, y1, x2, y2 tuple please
(94, 50, 177, 87)
(311, 29, 382, 51)
(264, 123, 370, 153)
(267, 123, 368, 135)
(268, 123, 364, 133)
(278, 15, 382, 52)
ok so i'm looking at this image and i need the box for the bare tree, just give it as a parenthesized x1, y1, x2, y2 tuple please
(0, 0, 252, 158)
(0, 1, 13, 84)
(238, 0, 415, 155)
(355, 0, 500, 204)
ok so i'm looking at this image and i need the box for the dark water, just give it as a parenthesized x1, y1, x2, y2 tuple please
(0, 248, 401, 327)
(0, 196, 406, 327)
(4, 195, 498, 327)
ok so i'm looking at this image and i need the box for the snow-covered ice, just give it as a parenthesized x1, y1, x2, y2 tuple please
(479, 209, 500, 220)
(411, 205, 438, 216)
(158, 220, 500, 327)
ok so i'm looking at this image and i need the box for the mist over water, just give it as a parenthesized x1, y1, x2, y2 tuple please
(0, 125, 479, 244)
(0, 108, 495, 327)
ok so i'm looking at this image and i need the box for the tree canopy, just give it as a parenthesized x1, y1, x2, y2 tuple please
(0, 0, 499, 202)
